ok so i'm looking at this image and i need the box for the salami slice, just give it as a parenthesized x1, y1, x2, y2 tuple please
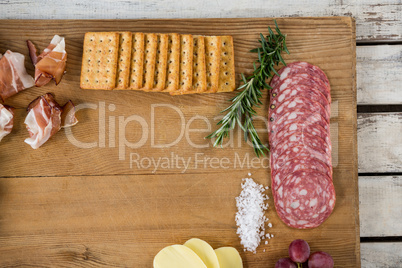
(271, 157, 332, 191)
(269, 63, 334, 229)
(273, 170, 336, 229)
(269, 96, 330, 124)
(269, 108, 329, 135)
(269, 120, 331, 150)
(270, 61, 330, 89)
(271, 144, 332, 171)
(270, 84, 330, 115)
(270, 131, 331, 160)
(271, 73, 331, 103)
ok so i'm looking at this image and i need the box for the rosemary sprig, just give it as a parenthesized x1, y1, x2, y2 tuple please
(206, 20, 289, 157)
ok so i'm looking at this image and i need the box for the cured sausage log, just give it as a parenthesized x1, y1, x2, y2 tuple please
(268, 62, 335, 229)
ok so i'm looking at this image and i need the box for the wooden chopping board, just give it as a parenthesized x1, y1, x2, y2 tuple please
(0, 17, 359, 267)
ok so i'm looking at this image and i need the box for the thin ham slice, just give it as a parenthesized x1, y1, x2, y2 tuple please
(0, 104, 14, 142)
(0, 50, 35, 101)
(61, 100, 78, 128)
(24, 93, 62, 149)
(24, 93, 78, 149)
(27, 35, 67, 86)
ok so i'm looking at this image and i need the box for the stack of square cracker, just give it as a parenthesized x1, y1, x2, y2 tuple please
(80, 32, 236, 94)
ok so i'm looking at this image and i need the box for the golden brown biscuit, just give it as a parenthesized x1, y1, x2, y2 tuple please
(203, 36, 221, 93)
(115, 32, 133, 89)
(129, 32, 145, 90)
(153, 33, 169, 91)
(80, 32, 119, 90)
(218, 36, 236, 92)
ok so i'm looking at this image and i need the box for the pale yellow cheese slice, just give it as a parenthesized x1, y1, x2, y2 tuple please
(153, 244, 207, 268)
(214, 247, 243, 268)
(184, 238, 220, 268)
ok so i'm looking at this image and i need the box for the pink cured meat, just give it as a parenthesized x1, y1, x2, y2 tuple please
(271, 131, 331, 160)
(271, 144, 332, 171)
(271, 73, 331, 103)
(270, 84, 330, 115)
(271, 157, 332, 191)
(268, 63, 333, 229)
(269, 108, 329, 135)
(270, 61, 330, 89)
(270, 120, 331, 150)
(274, 170, 336, 229)
(270, 96, 330, 124)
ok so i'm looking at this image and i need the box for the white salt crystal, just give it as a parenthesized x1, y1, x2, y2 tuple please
(235, 178, 269, 253)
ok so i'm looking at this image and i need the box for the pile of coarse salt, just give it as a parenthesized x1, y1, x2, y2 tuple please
(235, 174, 271, 253)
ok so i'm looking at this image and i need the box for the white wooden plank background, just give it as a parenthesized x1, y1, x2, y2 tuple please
(361, 243, 402, 267)
(0, 0, 401, 42)
(357, 46, 402, 105)
(358, 113, 402, 173)
(359, 176, 402, 237)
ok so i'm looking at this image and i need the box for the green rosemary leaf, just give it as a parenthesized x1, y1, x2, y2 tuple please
(206, 19, 288, 157)
(271, 65, 280, 77)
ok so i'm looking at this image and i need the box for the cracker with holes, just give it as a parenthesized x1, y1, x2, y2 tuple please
(217, 36, 236, 92)
(173, 34, 193, 95)
(204, 36, 222, 93)
(153, 34, 168, 91)
(172, 35, 206, 95)
(142, 33, 158, 91)
(129, 32, 145, 90)
(115, 32, 133, 89)
(80, 32, 119, 90)
(191, 35, 207, 93)
(163, 33, 180, 92)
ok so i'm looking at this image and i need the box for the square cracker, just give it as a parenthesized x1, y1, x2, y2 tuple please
(80, 32, 119, 90)
(163, 33, 180, 92)
(171, 34, 193, 95)
(115, 32, 133, 89)
(203, 36, 221, 93)
(141, 33, 158, 91)
(153, 34, 169, 91)
(129, 32, 145, 90)
(217, 36, 236, 92)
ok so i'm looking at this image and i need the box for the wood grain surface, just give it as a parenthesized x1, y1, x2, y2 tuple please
(361, 243, 402, 268)
(0, 18, 359, 267)
(359, 176, 402, 237)
(357, 46, 402, 105)
(358, 113, 402, 173)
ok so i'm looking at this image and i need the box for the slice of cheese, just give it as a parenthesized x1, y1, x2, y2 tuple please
(153, 244, 207, 268)
(184, 238, 220, 268)
(214, 247, 243, 268)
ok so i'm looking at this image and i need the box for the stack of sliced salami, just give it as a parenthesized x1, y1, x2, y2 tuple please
(268, 62, 335, 229)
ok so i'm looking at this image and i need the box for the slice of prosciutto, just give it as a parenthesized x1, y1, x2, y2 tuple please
(0, 50, 35, 101)
(24, 93, 78, 149)
(0, 104, 14, 142)
(61, 100, 78, 128)
(27, 35, 67, 86)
